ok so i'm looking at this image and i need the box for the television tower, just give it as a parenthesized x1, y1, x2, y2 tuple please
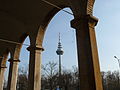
(56, 33, 64, 89)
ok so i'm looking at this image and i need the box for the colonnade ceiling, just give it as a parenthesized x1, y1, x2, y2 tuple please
(0, 0, 71, 55)
(0, 0, 89, 56)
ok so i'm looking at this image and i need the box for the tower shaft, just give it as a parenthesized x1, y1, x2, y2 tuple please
(59, 55, 61, 76)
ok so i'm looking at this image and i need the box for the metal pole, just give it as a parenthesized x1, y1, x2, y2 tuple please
(118, 59, 120, 68)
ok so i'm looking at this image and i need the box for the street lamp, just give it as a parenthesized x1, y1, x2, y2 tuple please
(114, 56, 120, 68)
(114, 56, 120, 88)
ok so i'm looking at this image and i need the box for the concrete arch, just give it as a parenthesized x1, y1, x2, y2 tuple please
(18, 33, 29, 44)
(26, 7, 73, 90)
(34, 0, 97, 44)
(7, 44, 22, 90)
(0, 48, 9, 67)
(69, 0, 96, 16)
(41, 6, 68, 27)
(34, 7, 73, 47)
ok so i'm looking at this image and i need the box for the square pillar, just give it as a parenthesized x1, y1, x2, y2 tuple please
(0, 66, 7, 90)
(0, 56, 8, 90)
(27, 46, 44, 90)
(7, 59, 20, 90)
(71, 15, 103, 90)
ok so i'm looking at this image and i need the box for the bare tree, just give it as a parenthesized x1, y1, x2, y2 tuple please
(42, 61, 58, 90)
(101, 71, 120, 90)
(17, 67, 28, 90)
